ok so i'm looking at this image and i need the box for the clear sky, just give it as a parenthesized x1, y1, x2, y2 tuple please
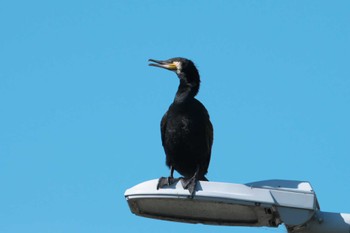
(1, 1, 349, 233)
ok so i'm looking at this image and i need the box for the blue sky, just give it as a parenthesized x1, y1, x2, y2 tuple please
(1, 1, 349, 233)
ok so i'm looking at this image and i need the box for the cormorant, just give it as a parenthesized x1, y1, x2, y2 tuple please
(148, 57, 213, 196)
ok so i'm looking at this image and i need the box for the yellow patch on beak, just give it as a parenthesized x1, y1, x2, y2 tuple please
(165, 63, 177, 70)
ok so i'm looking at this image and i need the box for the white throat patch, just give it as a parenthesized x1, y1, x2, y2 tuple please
(173, 61, 182, 74)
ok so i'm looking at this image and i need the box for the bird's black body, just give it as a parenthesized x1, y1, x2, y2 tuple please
(161, 97, 212, 180)
(149, 57, 213, 195)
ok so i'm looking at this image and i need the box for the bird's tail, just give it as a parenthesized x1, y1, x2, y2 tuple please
(200, 176, 209, 181)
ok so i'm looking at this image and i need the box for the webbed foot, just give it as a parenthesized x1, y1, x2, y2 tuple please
(157, 176, 179, 189)
(180, 176, 197, 197)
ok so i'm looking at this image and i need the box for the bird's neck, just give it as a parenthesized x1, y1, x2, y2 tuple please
(174, 79, 199, 104)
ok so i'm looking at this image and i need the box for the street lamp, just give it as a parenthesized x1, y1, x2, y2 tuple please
(125, 179, 350, 233)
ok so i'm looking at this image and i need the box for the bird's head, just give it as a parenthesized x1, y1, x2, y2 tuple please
(148, 57, 200, 85)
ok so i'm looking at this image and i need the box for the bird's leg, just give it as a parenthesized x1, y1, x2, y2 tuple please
(157, 166, 179, 189)
(181, 166, 200, 197)
(167, 166, 176, 185)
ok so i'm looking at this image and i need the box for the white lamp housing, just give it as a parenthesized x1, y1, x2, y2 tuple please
(125, 179, 350, 233)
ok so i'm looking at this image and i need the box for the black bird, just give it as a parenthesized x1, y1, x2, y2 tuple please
(148, 57, 213, 196)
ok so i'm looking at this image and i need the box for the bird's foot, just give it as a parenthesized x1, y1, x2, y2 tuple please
(180, 177, 198, 197)
(157, 176, 179, 189)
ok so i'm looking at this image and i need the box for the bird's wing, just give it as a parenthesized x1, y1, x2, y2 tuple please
(206, 117, 214, 169)
(160, 111, 168, 147)
(207, 119, 214, 152)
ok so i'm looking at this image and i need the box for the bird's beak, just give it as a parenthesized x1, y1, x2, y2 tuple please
(148, 59, 177, 71)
